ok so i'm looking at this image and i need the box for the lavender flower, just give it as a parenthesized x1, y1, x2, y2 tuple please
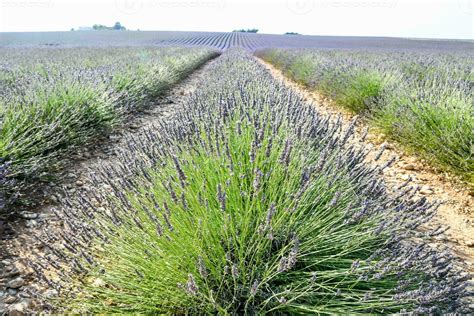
(279, 139, 293, 167)
(197, 256, 208, 278)
(265, 203, 276, 229)
(217, 184, 226, 212)
(186, 274, 199, 296)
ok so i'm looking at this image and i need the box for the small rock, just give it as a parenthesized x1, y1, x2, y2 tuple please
(419, 185, 434, 195)
(465, 240, 474, 247)
(76, 180, 84, 186)
(2, 267, 20, 278)
(382, 142, 393, 149)
(68, 188, 76, 194)
(4, 295, 17, 304)
(398, 174, 411, 181)
(402, 163, 416, 171)
(43, 289, 58, 299)
(49, 195, 58, 203)
(37, 213, 52, 220)
(92, 278, 105, 287)
(25, 220, 38, 228)
(7, 288, 18, 295)
(20, 212, 38, 220)
(9, 299, 30, 314)
(1, 259, 12, 266)
(6, 277, 24, 289)
(468, 190, 474, 197)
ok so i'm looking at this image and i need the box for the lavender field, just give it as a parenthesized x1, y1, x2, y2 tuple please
(0, 31, 473, 314)
(257, 48, 474, 182)
(2, 31, 473, 52)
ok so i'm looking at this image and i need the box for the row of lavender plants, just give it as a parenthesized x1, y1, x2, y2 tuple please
(32, 49, 470, 314)
(0, 47, 219, 210)
(257, 49, 474, 183)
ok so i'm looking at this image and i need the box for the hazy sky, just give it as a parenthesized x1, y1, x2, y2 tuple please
(0, 0, 472, 39)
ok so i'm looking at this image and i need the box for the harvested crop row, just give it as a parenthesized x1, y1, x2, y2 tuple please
(0, 47, 219, 209)
(257, 49, 474, 184)
(34, 49, 469, 314)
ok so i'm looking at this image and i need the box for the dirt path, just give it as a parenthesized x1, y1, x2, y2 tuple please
(0, 56, 222, 314)
(256, 57, 474, 272)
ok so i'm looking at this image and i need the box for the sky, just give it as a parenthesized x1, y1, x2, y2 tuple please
(0, 0, 472, 39)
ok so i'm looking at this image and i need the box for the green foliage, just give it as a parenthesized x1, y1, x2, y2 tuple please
(0, 47, 219, 203)
(373, 80, 474, 182)
(257, 48, 474, 183)
(233, 28, 259, 33)
(328, 70, 388, 113)
(0, 83, 115, 176)
(65, 120, 396, 313)
(45, 50, 468, 314)
(285, 55, 317, 86)
(92, 22, 126, 31)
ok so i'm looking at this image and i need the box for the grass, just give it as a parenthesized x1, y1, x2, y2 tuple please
(35, 49, 469, 314)
(257, 48, 474, 184)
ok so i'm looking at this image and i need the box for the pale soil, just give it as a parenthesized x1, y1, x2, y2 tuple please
(257, 57, 474, 273)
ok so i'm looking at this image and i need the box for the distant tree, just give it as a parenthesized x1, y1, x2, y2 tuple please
(284, 32, 300, 35)
(113, 22, 126, 30)
(232, 28, 258, 33)
(92, 22, 126, 31)
(70, 28, 75, 31)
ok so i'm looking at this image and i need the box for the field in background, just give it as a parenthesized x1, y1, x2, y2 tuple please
(1, 31, 473, 52)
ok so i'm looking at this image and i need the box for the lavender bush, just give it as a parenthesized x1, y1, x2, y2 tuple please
(0, 47, 219, 208)
(257, 49, 474, 183)
(0, 159, 12, 211)
(32, 49, 470, 314)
